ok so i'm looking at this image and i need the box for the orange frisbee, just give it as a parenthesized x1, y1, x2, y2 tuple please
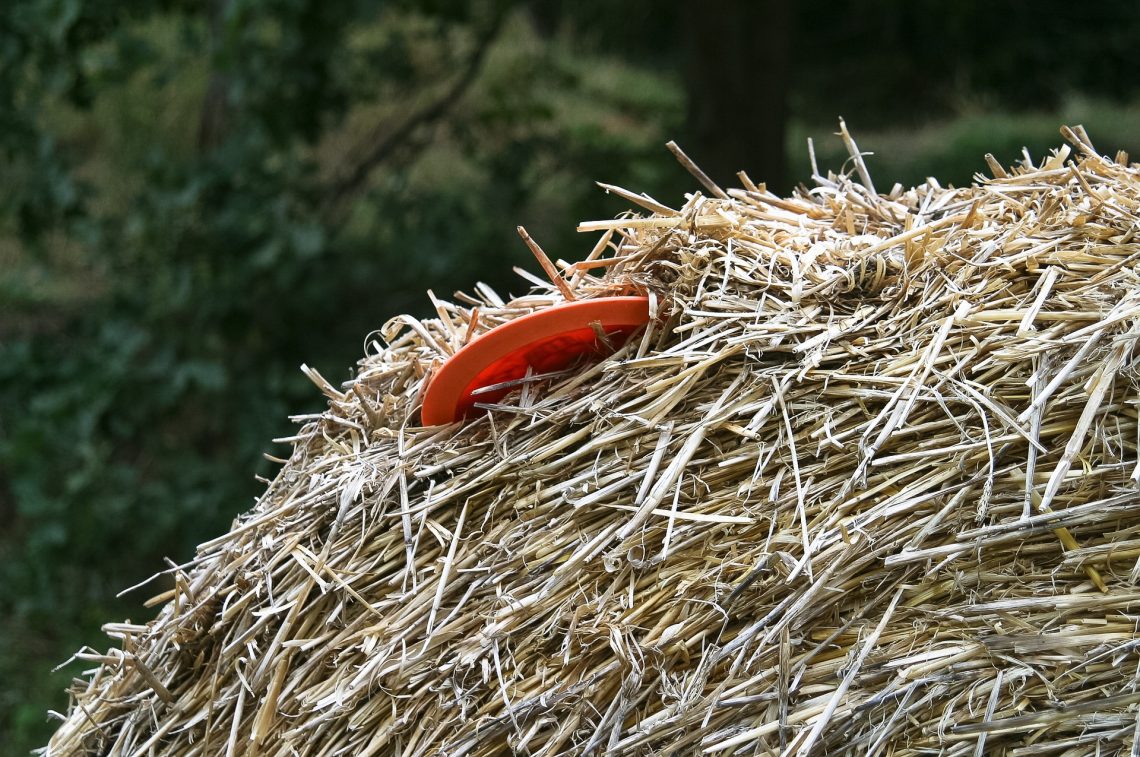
(421, 296, 651, 425)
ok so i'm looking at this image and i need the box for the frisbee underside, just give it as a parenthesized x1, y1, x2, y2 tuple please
(421, 296, 651, 425)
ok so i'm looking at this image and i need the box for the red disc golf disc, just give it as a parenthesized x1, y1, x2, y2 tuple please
(421, 296, 651, 425)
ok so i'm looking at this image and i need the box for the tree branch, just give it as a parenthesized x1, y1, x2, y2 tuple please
(321, 12, 505, 220)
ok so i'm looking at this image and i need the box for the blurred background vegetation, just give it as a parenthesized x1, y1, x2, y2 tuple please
(3, 0, 1140, 750)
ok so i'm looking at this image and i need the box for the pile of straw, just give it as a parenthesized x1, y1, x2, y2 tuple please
(48, 125, 1140, 755)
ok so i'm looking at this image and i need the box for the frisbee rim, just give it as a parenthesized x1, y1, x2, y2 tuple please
(421, 295, 651, 425)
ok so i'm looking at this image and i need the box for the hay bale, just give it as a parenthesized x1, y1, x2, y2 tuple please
(46, 125, 1140, 755)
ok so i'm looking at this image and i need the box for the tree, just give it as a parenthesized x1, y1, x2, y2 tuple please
(0, 2, 684, 749)
(682, 0, 792, 191)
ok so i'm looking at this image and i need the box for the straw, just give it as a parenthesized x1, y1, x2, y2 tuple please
(45, 124, 1140, 756)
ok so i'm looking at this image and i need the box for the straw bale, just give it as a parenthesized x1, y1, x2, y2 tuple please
(46, 125, 1140, 755)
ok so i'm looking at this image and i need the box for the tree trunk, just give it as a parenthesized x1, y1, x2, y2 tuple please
(682, 1, 791, 193)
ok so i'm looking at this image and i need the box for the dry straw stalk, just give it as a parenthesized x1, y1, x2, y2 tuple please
(46, 124, 1140, 756)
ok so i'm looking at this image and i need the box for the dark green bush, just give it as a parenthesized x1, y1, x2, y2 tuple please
(0, 2, 683, 749)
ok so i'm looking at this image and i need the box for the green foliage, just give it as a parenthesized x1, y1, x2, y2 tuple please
(791, 0, 1140, 127)
(0, 2, 682, 751)
(791, 99, 1140, 191)
(531, 0, 1140, 129)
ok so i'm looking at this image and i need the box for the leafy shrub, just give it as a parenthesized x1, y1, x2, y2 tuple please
(0, 2, 682, 749)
